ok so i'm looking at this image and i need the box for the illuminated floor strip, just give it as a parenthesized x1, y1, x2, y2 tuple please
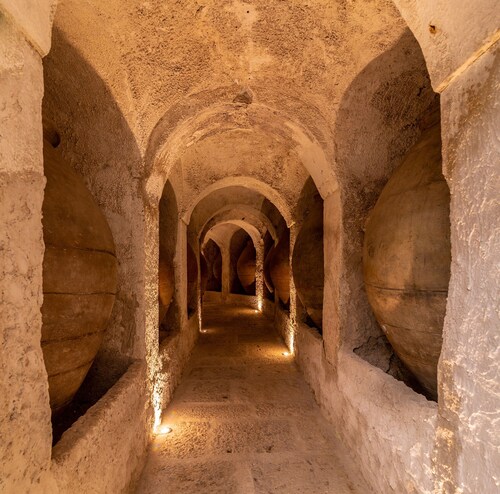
(136, 303, 372, 494)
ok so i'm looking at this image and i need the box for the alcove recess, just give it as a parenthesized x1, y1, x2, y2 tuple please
(263, 231, 275, 301)
(203, 239, 222, 292)
(237, 238, 257, 295)
(41, 131, 118, 444)
(159, 180, 179, 342)
(293, 178, 324, 334)
(187, 242, 199, 317)
(229, 229, 252, 295)
(269, 228, 291, 311)
(363, 104, 450, 401)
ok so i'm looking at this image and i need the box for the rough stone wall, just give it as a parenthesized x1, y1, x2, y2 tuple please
(0, 14, 55, 493)
(158, 179, 179, 335)
(435, 44, 500, 494)
(51, 363, 149, 494)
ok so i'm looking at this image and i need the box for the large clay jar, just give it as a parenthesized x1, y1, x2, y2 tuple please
(270, 230, 290, 304)
(293, 196, 324, 329)
(41, 141, 117, 414)
(237, 240, 256, 294)
(363, 124, 450, 399)
(187, 244, 198, 313)
(200, 254, 208, 298)
(264, 245, 275, 293)
(158, 257, 174, 324)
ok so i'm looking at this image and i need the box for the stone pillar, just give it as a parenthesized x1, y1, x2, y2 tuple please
(0, 2, 57, 491)
(177, 220, 188, 328)
(255, 236, 264, 309)
(321, 190, 342, 364)
(434, 46, 499, 494)
(286, 224, 298, 353)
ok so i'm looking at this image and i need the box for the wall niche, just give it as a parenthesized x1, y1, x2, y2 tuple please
(41, 140, 118, 444)
(363, 110, 450, 401)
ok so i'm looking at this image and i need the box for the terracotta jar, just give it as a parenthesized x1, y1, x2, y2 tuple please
(237, 240, 256, 294)
(363, 123, 450, 399)
(41, 141, 118, 413)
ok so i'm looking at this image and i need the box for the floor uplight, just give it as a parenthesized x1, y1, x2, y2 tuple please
(157, 425, 172, 435)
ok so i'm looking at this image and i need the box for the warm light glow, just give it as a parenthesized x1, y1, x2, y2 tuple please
(201, 329, 208, 333)
(282, 351, 290, 357)
(152, 382, 162, 433)
(287, 319, 295, 355)
(157, 425, 172, 435)
(257, 298, 263, 311)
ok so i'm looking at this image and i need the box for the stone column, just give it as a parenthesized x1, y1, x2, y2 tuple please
(321, 190, 342, 364)
(0, 2, 56, 491)
(177, 220, 188, 328)
(434, 45, 499, 494)
(255, 236, 264, 309)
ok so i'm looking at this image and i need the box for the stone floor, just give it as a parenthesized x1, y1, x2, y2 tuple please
(136, 303, 372, 494)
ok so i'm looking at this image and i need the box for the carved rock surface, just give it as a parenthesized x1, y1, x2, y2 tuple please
(200, 254, 208, 297)
(159, 257, 175, 324)
(187, 243, 198, 313)
(293, 196, 324, 329)
(269, 230, 290, 304)
(264, 245, 275, 294)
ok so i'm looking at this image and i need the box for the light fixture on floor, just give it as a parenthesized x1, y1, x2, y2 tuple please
(201, 329, 208, 333)
(157, 425, 172, 435)
(282, 351, 290, 357)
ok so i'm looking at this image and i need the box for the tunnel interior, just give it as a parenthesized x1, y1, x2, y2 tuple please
(40, 2, 447, 455)
(3, 1, 497, 493)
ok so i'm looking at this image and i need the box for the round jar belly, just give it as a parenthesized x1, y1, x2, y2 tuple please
(41, 141, 117, 414)
(237, 240, 256, 294)
(363, 124, 450, 400)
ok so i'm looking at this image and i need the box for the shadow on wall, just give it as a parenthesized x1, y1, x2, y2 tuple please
(159, 180, 179, 342)
(293, 177, 324, 335)
(203, 240, 222, 292)
(333, 28, 443, 398)
(42, 26, 143, 443)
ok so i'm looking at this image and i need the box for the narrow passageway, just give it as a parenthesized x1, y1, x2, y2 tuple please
(136, 304, 371, 494)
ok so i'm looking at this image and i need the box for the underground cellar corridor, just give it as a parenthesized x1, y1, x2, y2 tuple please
(1, 1, 499, 493)
(136, 303, 370, 494)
